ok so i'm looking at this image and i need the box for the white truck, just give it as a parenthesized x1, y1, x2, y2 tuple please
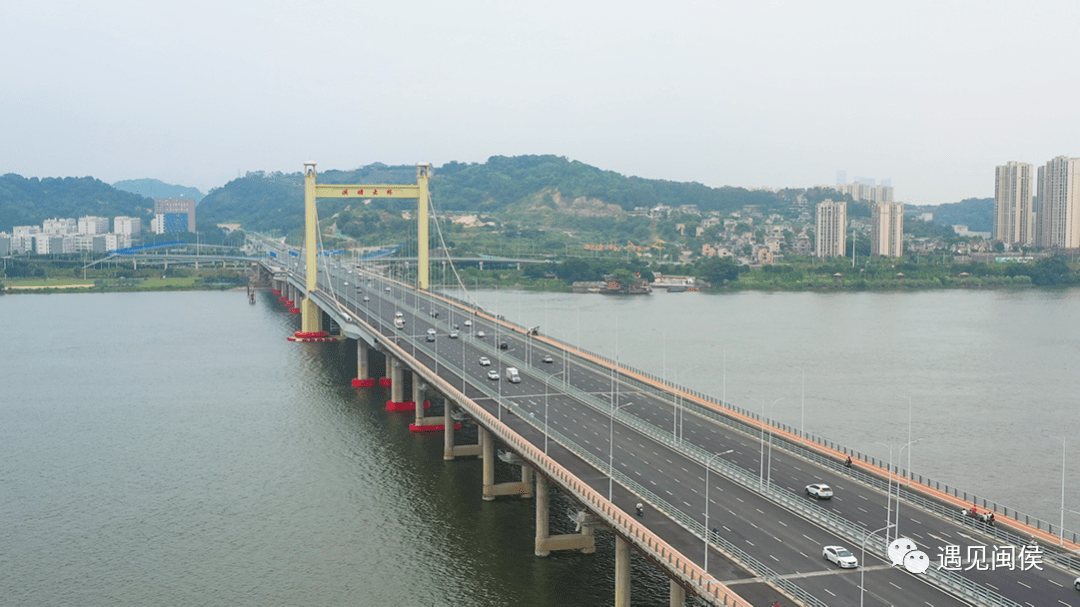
(505, 367, 521, 383)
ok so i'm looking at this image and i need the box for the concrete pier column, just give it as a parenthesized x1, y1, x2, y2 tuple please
(520, 466, 534, 499)
(357, 342, 369, 380)
(614, 536, 631, 607)
(391, 364, 405, 403)
(669, 580, 685, 607)
(351, 340, 375, 388)
(443, 404, 455, 460)
(535, 474, 551, 556)
(481, 427, 495, 501)
(384, 354, 395, 386)
(412, 381, 426, 426)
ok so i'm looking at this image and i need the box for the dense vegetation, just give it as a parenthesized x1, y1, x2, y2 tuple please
(112, 178, 205, 203)
(0, 174, 155, 232)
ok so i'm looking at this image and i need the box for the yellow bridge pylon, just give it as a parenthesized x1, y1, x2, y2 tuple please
(298, 161, 432, 336)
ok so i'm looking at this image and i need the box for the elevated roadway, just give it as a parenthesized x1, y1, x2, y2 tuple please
(264, 255, 1080, 607)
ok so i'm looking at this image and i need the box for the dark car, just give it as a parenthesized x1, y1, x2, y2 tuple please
(499, 342, 508, 350)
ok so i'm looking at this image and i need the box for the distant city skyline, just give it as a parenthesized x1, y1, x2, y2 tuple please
(2, 1, 1078, 206)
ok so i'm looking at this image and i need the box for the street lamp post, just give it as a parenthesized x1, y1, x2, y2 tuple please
(1048, 435, 1067, 545)
(876, 442, 895, 545)
(895, 438, 921, 538)
(608, 398, 632, 501)
(670, 364, 699, 445)
(544, 372, 564, 455)
(861, 524, 892, 607)
(703, 449, 735, 575)
(759, 397, 784, 490)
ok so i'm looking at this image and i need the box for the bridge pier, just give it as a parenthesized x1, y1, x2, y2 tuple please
(670, 580, 685, 607)
(444, 408, 481, 460)
(410, 384, 457, 432)
(350, 340, 375, 388)
(481, 427, 495, 501)
(386, 359, 407, 409)
(614, 536, 630, 607)
(534, 474, 595, 556)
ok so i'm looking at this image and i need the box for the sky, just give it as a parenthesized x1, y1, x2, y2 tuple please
(2, 0, 1078, 206)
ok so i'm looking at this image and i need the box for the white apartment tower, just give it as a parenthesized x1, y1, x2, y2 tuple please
(1035, 156, 1080, 250)
(871, 201, 904, 257)
(815, 199, 847, 258)
(993, 162, 1034, 246)
(114, 216, 142, 235)
(78, 216, 110, 235)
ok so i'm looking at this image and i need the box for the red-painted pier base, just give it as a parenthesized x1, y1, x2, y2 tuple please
(385, 400, 431, 412)
(288, 331, 339, 342)
(410, 422, 461, 433)
(352, 378, 376, 388)
(379, 377, 392, 387)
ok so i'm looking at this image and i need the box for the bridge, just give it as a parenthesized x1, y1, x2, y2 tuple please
(250, 163, 1080, 607)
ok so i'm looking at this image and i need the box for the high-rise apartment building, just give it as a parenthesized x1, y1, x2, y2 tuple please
(1035, 156, 1080, 249)
(114, 216, 142, 235)
(871, 201, 904, 257)
(78, 216, 110, 235)
(153, 198, 196, 234)
(815, 199, 847, 258)
(994, 162, 1034, 246)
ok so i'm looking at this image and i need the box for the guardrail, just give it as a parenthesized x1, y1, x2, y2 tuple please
(529, 327, 1080, 560)
(271, 264, 1059, 606)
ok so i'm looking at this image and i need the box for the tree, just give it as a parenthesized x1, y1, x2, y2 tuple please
(697, 257, 741, 284)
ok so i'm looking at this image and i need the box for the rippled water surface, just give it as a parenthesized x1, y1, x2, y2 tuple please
(3, 287, 1079, 606)
(0, 291, 669, 606)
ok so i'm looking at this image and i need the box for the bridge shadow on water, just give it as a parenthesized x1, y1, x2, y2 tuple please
(282, 328, 682, 606)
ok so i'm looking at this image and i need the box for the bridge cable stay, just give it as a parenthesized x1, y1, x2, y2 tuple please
(427, 188, 482, 309)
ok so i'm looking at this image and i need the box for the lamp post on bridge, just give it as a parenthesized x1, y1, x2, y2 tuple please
(861, 524, 892, 607)
(669, 364, 699, 446)
(607, 399, 633, 501)
(704, 449, 735, 575)
(1046, 434, 1067, 546)
(544, 371, 564, 455)
(759, 397, 784, 491)
(895, 438, 921, 539)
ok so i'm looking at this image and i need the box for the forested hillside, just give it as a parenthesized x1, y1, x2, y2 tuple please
(196, 155, 795, 233)
(2, 158, 996, 238)
(113, 178, 205, 203)
(917, 198, 994, 232)
(0, 174, 154, 232)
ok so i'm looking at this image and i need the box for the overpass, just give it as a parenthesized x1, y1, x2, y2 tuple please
(252, 163, 1080, 606)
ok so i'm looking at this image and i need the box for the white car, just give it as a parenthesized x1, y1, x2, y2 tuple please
(363, 296, 370, 302)
(477, 331, 486, 338)
(806, 483, 833, 499)
(823, 545, 858, 568)
(1074, 576, 1080, 591)
(384, 286, 391, 292)
(478, 356, 491, 366)
(426, 328, 436, 335)
(486, 370, 500, 380)
(395, 311, 404, 318)
(542, 355, 554, 363)
(464, 320, 473, 326)
(449, 331, 459, 339)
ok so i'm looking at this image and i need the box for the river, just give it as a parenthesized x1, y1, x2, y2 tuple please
(2, 287, 1078, 606)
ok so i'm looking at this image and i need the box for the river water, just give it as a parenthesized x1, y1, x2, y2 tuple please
(2, 287, 1078, 606)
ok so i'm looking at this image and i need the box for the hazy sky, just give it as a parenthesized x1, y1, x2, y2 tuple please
(3, 1, 1077, 205)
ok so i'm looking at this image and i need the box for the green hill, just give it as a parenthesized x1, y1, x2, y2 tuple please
(196, 155, 800, 234)
(113, 178, 205, 203)
(0, 174, 154, 232)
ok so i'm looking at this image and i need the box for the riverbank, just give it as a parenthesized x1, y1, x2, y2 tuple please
(0, 273, 247, 294)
